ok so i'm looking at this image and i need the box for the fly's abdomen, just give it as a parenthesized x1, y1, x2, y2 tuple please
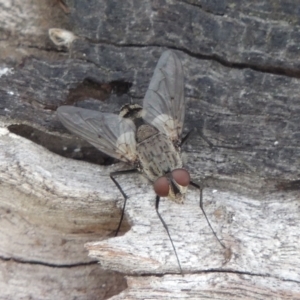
(137, 132, 182, 181)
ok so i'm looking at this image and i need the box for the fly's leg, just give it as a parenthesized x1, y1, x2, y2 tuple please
(180, 129, 194, 147)
(110, 169, 139, 236)
(155, 196, 183, 275)
(182, 129, 224, 247)
(181, 128, 214, 148)
(190, 181, 226, 249)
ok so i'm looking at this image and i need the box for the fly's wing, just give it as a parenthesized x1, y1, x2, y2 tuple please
(57, 106, 137, 164)
(142, 50, 185, 143)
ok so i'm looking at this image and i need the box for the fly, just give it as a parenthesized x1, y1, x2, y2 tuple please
(57, 50, 225, 274)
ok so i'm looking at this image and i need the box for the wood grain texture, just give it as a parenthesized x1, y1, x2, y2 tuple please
(111, 274, 300, 300)
(0, 0, 300, 299)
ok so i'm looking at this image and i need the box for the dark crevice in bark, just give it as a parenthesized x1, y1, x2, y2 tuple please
(74, 40, 299, 79)
(0, 255, 98, 268)
(7, 124, 115, 165)
(135, 269, 300, 284)
(179, 0, 227, 16)
(182, 49, 300, 78)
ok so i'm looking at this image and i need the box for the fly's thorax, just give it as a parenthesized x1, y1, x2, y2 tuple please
(137, 131, 182, 181)
(143, 112, 182, 143)
(136, 124, 158, 142)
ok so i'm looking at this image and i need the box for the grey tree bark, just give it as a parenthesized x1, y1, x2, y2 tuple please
(0, 0, 299, 299)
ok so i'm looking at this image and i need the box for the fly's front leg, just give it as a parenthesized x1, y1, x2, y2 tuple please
(155, 196, 183, 275)
(182, 128, 224, 247)
(110, 169, 139, 236)
(189, 181, 226, 249)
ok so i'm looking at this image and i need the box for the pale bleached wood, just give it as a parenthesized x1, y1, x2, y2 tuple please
(0, 123, 127, 299)
(1, 121, 299, 299)
(0, 259, 124, 300)
(86, 171, 300, 278)
(110, 274, 300, 300)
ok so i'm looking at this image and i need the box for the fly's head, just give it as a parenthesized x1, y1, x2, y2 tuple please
(119, 104, 143, 120)
(153, 169, 190, 204)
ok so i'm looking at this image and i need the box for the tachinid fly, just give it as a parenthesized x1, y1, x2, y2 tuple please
(57, 50, 225, 274)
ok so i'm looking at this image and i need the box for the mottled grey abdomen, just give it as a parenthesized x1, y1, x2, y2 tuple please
(137, 132, 182, 181)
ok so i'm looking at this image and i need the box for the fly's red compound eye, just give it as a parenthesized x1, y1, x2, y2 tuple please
(172, 168, 190, 187)
(153, 176, 170, 197)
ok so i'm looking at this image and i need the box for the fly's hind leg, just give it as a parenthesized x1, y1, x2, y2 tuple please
(181, 128, 214, 148)
(110, 169, 139, 236)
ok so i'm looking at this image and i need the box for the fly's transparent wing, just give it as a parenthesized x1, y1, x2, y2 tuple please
(57, 106, 137, 163)
(142, 50, 185, 143)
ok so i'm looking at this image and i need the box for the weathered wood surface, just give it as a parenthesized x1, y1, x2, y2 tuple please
(1, 0, 300, 299)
